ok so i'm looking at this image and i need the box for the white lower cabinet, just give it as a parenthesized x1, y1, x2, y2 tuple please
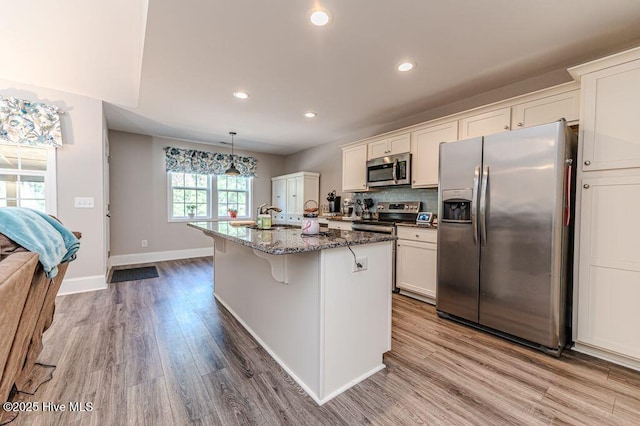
(575, 175, 640, 362)
(396, 227, 437, 303)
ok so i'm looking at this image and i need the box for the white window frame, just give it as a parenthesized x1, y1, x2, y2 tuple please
(167, 171, 213, 222)
(0, 142, 57, 215)
(166, 172, 253, 222)
(215, 175, 253, 219)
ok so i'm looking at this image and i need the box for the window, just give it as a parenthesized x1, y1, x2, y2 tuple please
(167, 172, 252, 221)
(217, 175, 251, 218)
(169, 172, 211, 220)
(0, 142, 56, 214)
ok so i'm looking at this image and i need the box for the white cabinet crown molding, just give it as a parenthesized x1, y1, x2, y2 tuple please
(569, 46, 640, 81)
(340, 81, 580, 151)
(271, 171, 320, 181)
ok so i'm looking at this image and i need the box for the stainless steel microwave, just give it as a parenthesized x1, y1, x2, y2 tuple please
(366, 153, 411, 187)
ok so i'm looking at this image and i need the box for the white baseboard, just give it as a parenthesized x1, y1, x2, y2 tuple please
(214, 294, 323, 404)
(318, 363, 386, 405)
(59, 274, 107, 296)
(573, 343, 640, 372)
(110, 247, 213, 267)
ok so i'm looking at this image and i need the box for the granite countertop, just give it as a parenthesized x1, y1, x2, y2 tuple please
(188, 221, 396, 255)
(396, 222, 438, 229)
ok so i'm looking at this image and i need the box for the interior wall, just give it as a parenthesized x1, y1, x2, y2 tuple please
(0, 79, 106, 283)
(108, 131, 286, 256)
(283, 139, 344, 202)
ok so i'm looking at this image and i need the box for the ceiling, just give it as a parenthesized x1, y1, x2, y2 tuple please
(4, 1, 640, 155)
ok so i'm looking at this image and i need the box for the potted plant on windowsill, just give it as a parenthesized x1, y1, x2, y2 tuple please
(228, 208, 238, 219)
(187, 205, 197, 219)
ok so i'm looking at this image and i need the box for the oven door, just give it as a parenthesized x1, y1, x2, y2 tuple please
(367, 153, 411, 187)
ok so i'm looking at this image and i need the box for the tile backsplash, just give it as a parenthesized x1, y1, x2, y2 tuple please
(351, 187, 439, 213)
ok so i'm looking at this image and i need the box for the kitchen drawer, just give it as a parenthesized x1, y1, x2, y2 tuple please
(397, 226, 437, 243)
(328, 221, 353, 231)
(272, 213, 287, 224)
(286, 214, 302, 225)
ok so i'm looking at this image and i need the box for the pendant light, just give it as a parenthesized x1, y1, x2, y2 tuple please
(225, 131, 241, 176)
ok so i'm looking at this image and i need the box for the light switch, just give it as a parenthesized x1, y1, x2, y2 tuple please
(74, 197, 95, 208)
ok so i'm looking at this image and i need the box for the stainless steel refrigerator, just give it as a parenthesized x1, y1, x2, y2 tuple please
(436, 120, 576, 355)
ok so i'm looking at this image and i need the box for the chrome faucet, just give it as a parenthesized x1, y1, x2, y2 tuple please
(259, 205, 282, 214)
(257, 203, 282, 215)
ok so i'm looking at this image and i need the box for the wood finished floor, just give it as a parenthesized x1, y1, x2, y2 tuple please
(5, 257, 640, 425)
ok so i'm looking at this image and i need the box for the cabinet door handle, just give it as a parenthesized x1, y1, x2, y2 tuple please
(517, 122, 523, 127)
(503, 125, 510, 130)
(415, 234, 420, 238)
(584, 160, 591, 166)
(583, 184, 590, 189)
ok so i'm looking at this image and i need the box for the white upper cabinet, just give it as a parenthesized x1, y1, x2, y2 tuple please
(342, 144, 368, 192)
(458, 107, 511, 139)
(341, 82, 580, 192)
(579, 59, 640, 172)
(368, 133, 411, 159)
(511, 89, 580, 129)
(411, 121, 458, 188)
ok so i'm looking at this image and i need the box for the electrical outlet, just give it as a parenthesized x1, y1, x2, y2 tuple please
(353, 257, 368, 272)
(141, 240, 148, 248)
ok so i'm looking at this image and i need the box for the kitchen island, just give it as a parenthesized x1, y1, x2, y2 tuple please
(188, 221, 394, 405)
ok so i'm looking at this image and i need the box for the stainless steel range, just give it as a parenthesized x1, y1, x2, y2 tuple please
(351, 201, 421, 291)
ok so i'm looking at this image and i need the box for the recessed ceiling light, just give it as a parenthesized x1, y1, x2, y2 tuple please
(397, 62, 416, 72)
(233, 91, 249, 99)
(304, 112, 317, 118)
(309, 9, 331, 26)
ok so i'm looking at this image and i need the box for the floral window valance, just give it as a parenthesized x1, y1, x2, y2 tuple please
(0, 95, 63, 148)
(164, 146, 258, 177)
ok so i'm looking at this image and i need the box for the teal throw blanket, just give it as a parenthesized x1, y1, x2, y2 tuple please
(0, 207, 80, 278)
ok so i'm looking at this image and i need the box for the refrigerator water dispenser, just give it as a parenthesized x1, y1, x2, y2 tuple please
(441, 189, 473, 223)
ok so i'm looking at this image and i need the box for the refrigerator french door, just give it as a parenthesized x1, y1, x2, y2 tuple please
(436, 120, 574, 354)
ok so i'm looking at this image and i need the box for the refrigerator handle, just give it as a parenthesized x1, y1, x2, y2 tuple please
(480, 165, 489, 246)
(472, 166, 480, 245)
(565, 161, 572, 226)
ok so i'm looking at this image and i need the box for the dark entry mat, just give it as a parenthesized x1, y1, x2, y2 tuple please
(110, 266, 159, 283)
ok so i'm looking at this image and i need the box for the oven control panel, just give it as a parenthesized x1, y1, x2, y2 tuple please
(376, 201, 421, 213)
